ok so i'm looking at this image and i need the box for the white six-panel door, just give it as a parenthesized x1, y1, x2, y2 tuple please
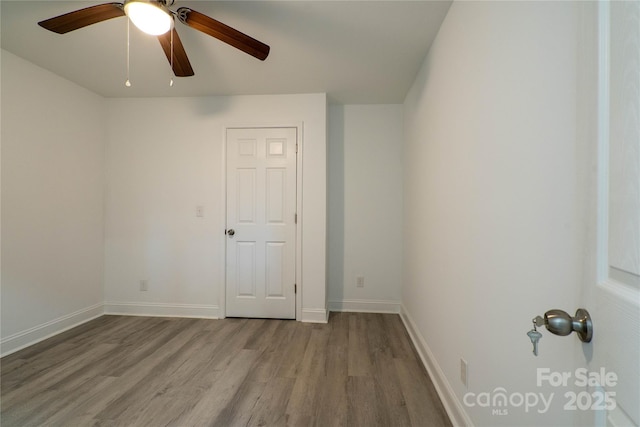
(225, 127, 297, 319)
(583, 3, 640, 426)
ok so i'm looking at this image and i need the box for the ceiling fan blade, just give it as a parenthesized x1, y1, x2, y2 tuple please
(38, 3, 125, 34)
(158, 29, 194, 77)
(177, 8, 270, 61)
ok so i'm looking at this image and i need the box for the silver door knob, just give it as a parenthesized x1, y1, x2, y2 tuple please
(227, 229, 235, 236)
(534, 308, 593, 342)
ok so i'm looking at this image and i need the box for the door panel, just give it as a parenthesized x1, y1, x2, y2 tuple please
(608, 1, 640, 281)
(236, 242, 256, 297)
(585, 3, 640, 426)
(266, 168, 286, 223)
(237, 168, 256, 223)
(226, 127, 297, 319)
(266, 242, 285, 298)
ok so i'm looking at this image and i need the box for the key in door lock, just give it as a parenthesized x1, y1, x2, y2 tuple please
(526, 308, 592, 356)
(534, 308, 593, 343)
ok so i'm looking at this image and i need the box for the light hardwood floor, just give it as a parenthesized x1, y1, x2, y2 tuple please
(1, 312, 451, 427)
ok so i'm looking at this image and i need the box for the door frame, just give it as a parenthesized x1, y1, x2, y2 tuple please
(219, 123, 304, 321)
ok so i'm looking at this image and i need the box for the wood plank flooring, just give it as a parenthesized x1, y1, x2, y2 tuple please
(1, 313, 452, 427)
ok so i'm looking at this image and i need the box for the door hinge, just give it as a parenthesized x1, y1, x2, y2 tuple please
(296, 143, 298, 153)
(295, 213, 297, 224)
(294, 284, 297, 294)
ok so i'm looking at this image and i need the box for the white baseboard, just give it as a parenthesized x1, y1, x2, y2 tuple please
(0, 303, 104, 357)
(400, 304, 474, 427)
(328, 299, 400, 313)
(301, 308, 329, 323)
(104, 301, 220, 319)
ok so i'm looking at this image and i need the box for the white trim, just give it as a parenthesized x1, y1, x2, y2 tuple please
(220, 125, 228, 319)
(400, 304, 473, 427)
(104, 301, 220, 319)
(328, 299, 400, 313)
(0, 303, 104, 357)
(301, 308, 328, 323)
(295, 123, 304, 322)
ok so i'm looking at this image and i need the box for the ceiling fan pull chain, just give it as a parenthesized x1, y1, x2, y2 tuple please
(125, 17, 131, 87)
(169, 24, 174, 87)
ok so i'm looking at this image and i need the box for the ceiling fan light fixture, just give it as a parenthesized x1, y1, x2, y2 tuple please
(124, 0, 173, 36)
(38, 1, 269, 78)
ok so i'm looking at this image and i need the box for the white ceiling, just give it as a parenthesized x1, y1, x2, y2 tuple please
(1, 1, 451, 104)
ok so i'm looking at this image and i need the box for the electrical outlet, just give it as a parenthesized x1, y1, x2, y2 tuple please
(356, 276, 365, 288)
(460, 358, 468, 388)
(140, 280, 148, 291)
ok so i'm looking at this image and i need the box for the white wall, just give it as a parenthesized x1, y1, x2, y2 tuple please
(328, 104, 403, 313)
(0, 49, 328, 355)
(104, 94, 327, 322)
(1, 50, 106, 355)
(402, 2, 585, 426)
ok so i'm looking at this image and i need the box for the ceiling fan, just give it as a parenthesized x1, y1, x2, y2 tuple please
(38, 0, 270, 77)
